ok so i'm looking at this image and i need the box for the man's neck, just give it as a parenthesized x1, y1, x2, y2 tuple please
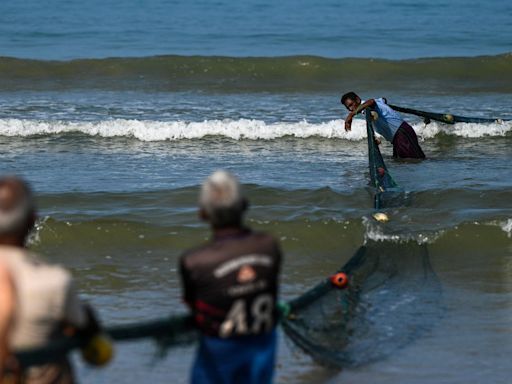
(212, 226, 247, 239)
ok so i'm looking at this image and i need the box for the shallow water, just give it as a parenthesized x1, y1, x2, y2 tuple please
(15, 129, 510, 383)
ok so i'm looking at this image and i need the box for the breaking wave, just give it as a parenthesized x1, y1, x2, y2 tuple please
(0, 118, 510, 141)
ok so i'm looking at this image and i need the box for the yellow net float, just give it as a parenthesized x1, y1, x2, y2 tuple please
(372, 212, 389, 223)
(81, 334, 114, 366)
(443, 114, 454, 123)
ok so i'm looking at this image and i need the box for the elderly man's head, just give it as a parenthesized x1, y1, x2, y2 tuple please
(199, 171, 247, 228)
(0, 177, 36, 244)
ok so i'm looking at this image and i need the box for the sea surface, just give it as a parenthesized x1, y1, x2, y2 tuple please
(1, 0, 512, 383)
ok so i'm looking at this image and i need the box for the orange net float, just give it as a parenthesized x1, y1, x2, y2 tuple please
(330, 272, 349, 288)
(377, 167, 386, 177)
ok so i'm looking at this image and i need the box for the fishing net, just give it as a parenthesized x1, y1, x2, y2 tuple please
(16, 315, 198, 368)
(365, 109, 404, 209)
(15, 108, 439, 370)
(281, 240, 441, 368)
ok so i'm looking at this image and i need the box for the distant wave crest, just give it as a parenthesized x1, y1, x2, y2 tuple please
(1, 54, 512, 92)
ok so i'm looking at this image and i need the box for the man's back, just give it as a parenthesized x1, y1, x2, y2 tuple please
(369, 98, 404, 142)
(1, 246, 87, 384)
(181, 229, 281, 338)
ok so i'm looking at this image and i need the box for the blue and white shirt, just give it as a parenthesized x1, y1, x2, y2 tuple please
(365, 98, 404, 142)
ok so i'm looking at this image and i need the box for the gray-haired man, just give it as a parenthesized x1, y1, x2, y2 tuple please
(0, 177, 99, 384)
(180, 170, 282, 384)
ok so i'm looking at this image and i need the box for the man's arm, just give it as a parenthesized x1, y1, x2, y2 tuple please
(0, 264, 14, 376)
(179, 257, 195, 308)
(61, 277, 102, 339)
(62, 279, 114, 366)
(344, 99, 376, 132)
(63, 279, 90, 331)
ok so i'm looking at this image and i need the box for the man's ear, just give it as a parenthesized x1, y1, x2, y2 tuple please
(29, 211, 37, 230)
(24, 210, 37, 235)
(199, 208, 209, 222)
(241, 198, 249, 212)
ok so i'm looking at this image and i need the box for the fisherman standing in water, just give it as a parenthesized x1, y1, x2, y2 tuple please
(341, 91, 426, 159)
(180, 170, 282, 384)
(0, 176, 107, 383)
(0, 262, 14, 379)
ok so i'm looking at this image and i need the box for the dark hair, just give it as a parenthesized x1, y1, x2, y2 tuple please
(209, 206, 244, 229)
(340, 91, 359, 105)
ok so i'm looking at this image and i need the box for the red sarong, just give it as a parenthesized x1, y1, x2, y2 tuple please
(392, 122, 426, 159)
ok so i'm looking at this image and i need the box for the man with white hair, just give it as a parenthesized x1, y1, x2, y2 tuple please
(0, 176, 100, 383)
(180, 170, 282, 384)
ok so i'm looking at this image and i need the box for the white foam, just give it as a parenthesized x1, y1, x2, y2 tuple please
(26, 215, 50, 246)
(499, 219, 512, 238)
(0, 118, 368, 141)
(0, 118, 510, 142)
(414, 120, 512, 140)
(362, 216, 444, 244)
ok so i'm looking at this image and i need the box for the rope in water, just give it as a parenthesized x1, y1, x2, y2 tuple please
(389, 104, 509, 125)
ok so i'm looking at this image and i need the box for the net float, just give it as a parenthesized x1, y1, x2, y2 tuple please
(330, 272, 349, 288)
(372, 212, 389, 222)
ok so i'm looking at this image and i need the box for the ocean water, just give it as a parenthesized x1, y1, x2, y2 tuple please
(1, 0, 512, 383)
(1, 0, 512, 59)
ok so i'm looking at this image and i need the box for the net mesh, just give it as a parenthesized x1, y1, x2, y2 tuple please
(281, 241, 441, 368)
